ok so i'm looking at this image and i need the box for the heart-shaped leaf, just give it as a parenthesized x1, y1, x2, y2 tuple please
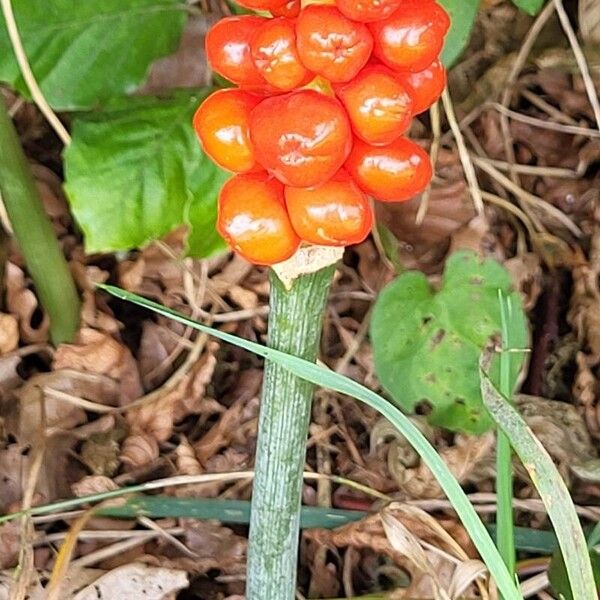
(63, 91, 228, 257)
(0, 0, 187, 110)
(370, 251, 527, 434)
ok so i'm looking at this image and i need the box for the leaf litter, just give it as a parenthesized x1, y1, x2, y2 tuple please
(1, 1, 600, 598)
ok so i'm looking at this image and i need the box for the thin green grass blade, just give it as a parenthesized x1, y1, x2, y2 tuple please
(496, 291, 516, 588)
(99, 283, 523, 600)
(98, 496, 366, 529)
(480, 366, 595, 600)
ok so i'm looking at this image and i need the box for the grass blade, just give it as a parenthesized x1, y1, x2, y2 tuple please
(99, 283, 523, 600)
(480, 363, 595, 599)
(496, 291, 516, 588)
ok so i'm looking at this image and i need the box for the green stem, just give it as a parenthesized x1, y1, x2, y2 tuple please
(247, 265, 335, 600)
(0, 95, 79, 344)
(496, 290, 515, 591)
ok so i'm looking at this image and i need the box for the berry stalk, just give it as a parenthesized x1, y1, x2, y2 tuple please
(0, 95, 80, 344)
(247, 264, 335, 600)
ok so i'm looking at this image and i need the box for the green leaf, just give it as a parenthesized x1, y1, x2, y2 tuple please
(512, 0, 546, 16)
(95, 282, 523, 600)
(548, 549, 600, 600)
(0, 0, 187, 111)
(370, 251, 527, 434)
(438, 0, 481, 67)
(63, 91, 229, 257)
(480, 368, 597, 600)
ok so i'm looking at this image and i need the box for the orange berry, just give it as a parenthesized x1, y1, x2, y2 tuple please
(285, 170, 372, 246)
(193, 89, 261, 173)
(345, 137, 432, 201)
(249, 90, 352, 187)
(217, 173, 300, 265)
(335, 64, 413, 146)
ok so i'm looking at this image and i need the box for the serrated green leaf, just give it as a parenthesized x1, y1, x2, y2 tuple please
(438, 0, 480, 67)
(512, 0, 546, 16)
(63, 91, 229, 257)
(0, 0, 187, 110)
(370, 251, 527, 434)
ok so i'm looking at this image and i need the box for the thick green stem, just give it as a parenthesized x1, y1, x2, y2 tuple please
(247, 265, 335, 600)
(0, 95, 79, 345)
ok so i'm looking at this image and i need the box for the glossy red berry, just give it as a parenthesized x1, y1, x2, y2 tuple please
(285, 170, 372, 246)
(193, 89, 261, 173)
(270, 0, 300, 18)
(251, 18, 312, 91)
(296, 6, 373, 83)
(395, 59, 446, 115)
(205, 16, 268, 88)
(235, 0, 289, 12)
(335, 64, 413, 146)
(249, 90, 352, 187)
(335, 0, 401, 23)
(369, 2, 450, 72)
(345, 137, 432, 201)
(217, 173, 300, 265)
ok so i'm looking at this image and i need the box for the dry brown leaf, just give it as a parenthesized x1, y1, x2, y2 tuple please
(127, 341, 220, 446)
(175, 436, 202, 475)
(70, 563, 188, 599)
(504, 252, 543, 311)
(306, 505, 481, 598)
(118, 228, 187, 301)
(0, 522, 20, 568)
(182, 520, 247, 575)
(137, 321, 181, 388)
(373, 417, 495, 498)
(54, 328, 143, 404)
(194, 395, 259, 465)
(120, 433, 159, 469)
(0, 314, 18, 355)
(71, 475, 118, 497)
(5, 262, 50, 343)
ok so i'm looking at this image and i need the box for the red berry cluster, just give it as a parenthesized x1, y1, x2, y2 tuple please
(194, 0, 450, 265)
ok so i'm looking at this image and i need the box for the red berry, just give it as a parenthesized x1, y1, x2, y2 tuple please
(335, 64, 413, 146)
(345, 137, 432, 201)
(193, 89, 261, 173)
(235, 0, 288, 11)
(296, 6, 373, 83)
(251, 18, 312, 91)
(217, 173, 300, 265)
(335, 0, 401, 23)
(249, 90, 352, 187)
(206, 16, 268, 88)
(395, 59, 446, 114)
(285, 170, 372, 246)
(270, 0, 300, 18)
(369, 2, 450, 72)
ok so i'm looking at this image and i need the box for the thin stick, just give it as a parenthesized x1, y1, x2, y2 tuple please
(499, 1, 557, 184)
(553, 0, 600, 130)
(416, 100, 441, 225)
(0, 0, 71, 145)
(491, 102, 600, 138)
(441, 89, 484, 215)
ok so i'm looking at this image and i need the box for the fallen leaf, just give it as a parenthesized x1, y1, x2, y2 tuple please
(0, 314, 18, 355)
(54, 328, 143, 404)
(70, 563, 188, 599)
(5, 262, 50, 343)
